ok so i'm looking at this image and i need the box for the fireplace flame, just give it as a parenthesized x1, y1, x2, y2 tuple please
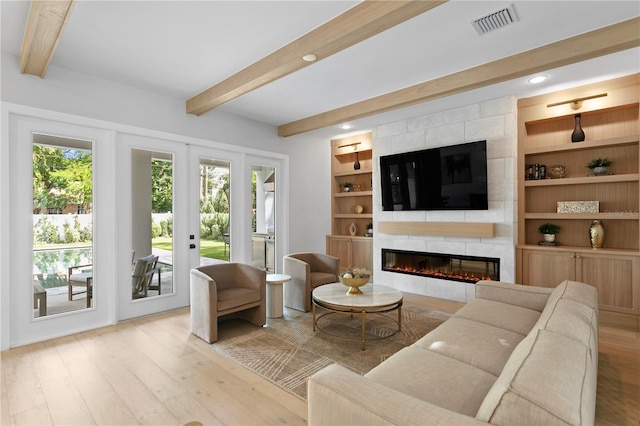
(384, 265, 493, 283)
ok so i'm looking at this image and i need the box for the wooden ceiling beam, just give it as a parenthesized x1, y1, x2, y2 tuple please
(20, 0, 75, 78)
(186, 0, 447, 116)
(278, 17, 640, 137)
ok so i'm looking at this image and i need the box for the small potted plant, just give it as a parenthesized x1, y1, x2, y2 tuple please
(586, 157, 613, 176)
(343, 182, 352, 192)
(365, 222, 373, 237)
(538, 223, 560, 242)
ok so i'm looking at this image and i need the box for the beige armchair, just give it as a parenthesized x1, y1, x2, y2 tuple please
(283, 252, 340, 312)
(190, 263, 266, 343)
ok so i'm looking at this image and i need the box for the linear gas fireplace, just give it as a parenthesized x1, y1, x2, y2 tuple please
(382, 249, 499, 284)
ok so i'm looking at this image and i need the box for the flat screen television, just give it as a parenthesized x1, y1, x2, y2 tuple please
(380, 140, 488, 211)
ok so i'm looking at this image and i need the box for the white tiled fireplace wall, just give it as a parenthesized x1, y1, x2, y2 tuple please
(373, 96, 517, 303)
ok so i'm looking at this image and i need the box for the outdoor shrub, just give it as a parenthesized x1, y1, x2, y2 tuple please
(213, 213, 229, 240)
(79, 223, 92, 242)
(63, 221, 80, 243)
(151, 220, 161, 238)
(200, 215, 216, 240)
(34, 216, 61, 244)
(73, 216, 92, 243)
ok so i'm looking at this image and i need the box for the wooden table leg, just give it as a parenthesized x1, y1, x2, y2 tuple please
(312, 302, 316, 331)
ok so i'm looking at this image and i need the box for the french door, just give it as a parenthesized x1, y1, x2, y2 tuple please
(8, 115, 115, 347)
(4, 112, 288, 347)
(117, 134, 190, 321)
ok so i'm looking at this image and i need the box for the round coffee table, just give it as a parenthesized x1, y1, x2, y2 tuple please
(312, 283, 403, 350)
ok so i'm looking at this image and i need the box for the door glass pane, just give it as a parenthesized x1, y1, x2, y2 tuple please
(251, 165, 275, 272)
(131, 149, 174, 299)
(199, 159, 230, 265)
(32, 135, 93, 318)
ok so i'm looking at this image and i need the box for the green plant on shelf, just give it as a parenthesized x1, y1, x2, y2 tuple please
(586, 157, 613, 169)
(538, 223, 560, 235)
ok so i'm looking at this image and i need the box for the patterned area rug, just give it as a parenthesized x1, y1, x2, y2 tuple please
(210, 304, 450, 400)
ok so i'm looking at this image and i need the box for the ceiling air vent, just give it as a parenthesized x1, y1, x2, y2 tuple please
(471, 4, 518, 36)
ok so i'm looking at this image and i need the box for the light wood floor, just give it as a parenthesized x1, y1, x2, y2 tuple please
(1, 293, 638, 425)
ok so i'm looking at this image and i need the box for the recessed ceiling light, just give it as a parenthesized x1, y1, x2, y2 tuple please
(302, 53, 317, 62)
(528, 75, 548, 84)
(340, 124, 352, 130)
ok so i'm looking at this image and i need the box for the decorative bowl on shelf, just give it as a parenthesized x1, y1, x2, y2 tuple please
(339, 276, 369, 295)
(547, 165, 568, 179)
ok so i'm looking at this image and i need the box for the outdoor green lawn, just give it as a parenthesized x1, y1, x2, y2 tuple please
(152, 237, 229, 261)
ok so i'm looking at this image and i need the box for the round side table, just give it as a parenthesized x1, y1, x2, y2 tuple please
(266, 274, 291, 318)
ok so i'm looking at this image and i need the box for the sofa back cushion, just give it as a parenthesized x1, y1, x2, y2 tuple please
(535, 280, 598, 328)
(476, 329, 597, 425)
(476, 280, 598, 425)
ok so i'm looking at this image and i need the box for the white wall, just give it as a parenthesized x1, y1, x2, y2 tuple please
(281, 132, 333, 255)
(1, 52, 287, 153)
(372, 96, 518, 302)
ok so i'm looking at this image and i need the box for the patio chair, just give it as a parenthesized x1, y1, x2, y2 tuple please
(132, 255, 160, 299)
(68, 263, 93, 301)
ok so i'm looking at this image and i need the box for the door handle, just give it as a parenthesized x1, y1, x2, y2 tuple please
(189, 244, 196, 249)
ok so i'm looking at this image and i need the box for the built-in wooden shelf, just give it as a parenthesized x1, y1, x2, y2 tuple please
(335, 213, 373, 219)
(334, 169, 371, 177)
(524, 135, 639, 155)
(524, 213, 639, 220)
(517, 244, 640, 256)
(328, 132, 374, 275)
(334, 191, 373, 198)
(378, 221, 495, 238)
(525, 174, 639, 187)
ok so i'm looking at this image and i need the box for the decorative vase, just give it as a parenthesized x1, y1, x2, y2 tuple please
(543, 233, 556, 243)
(571, 114, 585, 143)
(354, 204, 364, 214)
(349, 223, 357, 236)
(589, 219, 605, 248)
(353, 152, 361, 170)
(339, 276, 369, 295)
(592, 166, 607, 176)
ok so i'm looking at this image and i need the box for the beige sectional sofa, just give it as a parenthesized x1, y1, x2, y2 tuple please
(308, 280, 599, 425)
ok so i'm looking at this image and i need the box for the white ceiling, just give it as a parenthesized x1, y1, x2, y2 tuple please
(2, 1, 639, 139)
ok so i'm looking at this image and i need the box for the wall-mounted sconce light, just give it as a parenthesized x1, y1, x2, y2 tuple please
(337, 141, 362, 169)
(547, 93, 607, 110)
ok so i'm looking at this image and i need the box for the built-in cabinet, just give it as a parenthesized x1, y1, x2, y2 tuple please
(326, 133, 373, 275)
(326, 235, 373, 273)
(519, 248, 639, 315)
(516, 74, 640, 330)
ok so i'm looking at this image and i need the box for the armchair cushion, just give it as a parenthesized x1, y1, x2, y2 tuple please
(310, 272, 337, 288)
(218, 288, 261, 311)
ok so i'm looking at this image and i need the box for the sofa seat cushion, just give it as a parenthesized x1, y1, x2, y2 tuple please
(413, 317, 525, 376)
(310, 272, 337, 288)
(454, 298, 541, 336)
(476, 329, 596, 426)
(365, 346, 497, 417)
(217, 288, 260, 311)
